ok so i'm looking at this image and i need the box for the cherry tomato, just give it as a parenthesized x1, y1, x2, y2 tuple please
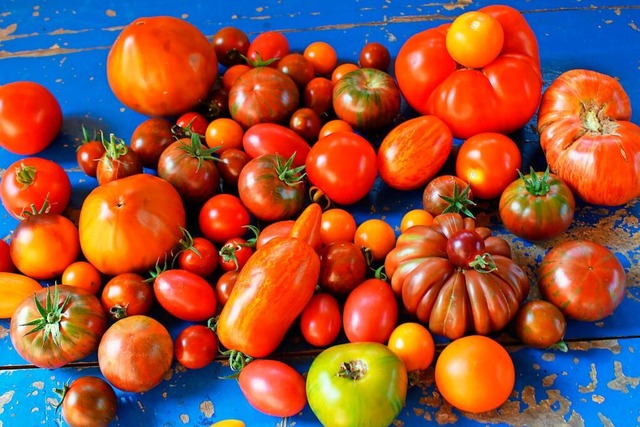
(61, 261, 102, 294)
(176, 111, 209, 137)
(289, 107, 322, 143)
(446, 11, 505, 69)
(303, 41, 338, 76)
(176, 236, 219, 278)
(359, 42, 391, 71)
(57, 376, 117, 427)
(0, 240, 15, 272)
(217, 148, 250, 188)
(318, 119, 353, 139)
(422, 175, 474, 217)
(218, 237, 254, 272)
(320, 208, 357, 246)
(222, 64, 252, 91)
(76, 127, 107, 178)
(446, 229, 486, 267)
(514, 299, 567, 349)
(331, 63, 359, 84)
(174, 324, 218, 369)
(198, 194, 251, 244)
(215, 270, 239, 307)
(400, 209, 434, 232)
(101, 273, 154, 320)
(303, 77, 334, 116)
(300, 293, 342, 347)
(277, 53, 315, 89)
(246, 31, 290, 66)
(343, 278, 398, 343)
(319, 241, 367, 295)
(211, 420, 246, 427)
(387, 322, 435, 372)
(354, 219, 396, 262)
(212, 26, 250, 67)
(153, 269, 218, 322)
(129, 117, 175, 169)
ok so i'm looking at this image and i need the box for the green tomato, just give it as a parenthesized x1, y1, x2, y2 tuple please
(306, 341, 408, 426)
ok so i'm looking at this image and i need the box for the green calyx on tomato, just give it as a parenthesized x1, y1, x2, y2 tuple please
(518, 166, 553, 196)
(101, 133, 129, 166)
(176, 133, 218, 172)
(274, 152, 306, 186)
(20, 285, 71, 346)
(439, 183, 476, 218)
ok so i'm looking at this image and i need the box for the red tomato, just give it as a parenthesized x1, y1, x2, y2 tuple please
(129, 117, 175, 169)
(456, 132, 521, 200)
(242, 123, 311, 169)
(422, 175, 474, 217)
(331, 63, 359, 84)
(246, 31, 290, 66)
(107, 16, 218, 117)
(319, 241, 367, 295)
(176, 236, 219, 277)
(318, 120, 353, 139)
(222, 64, 252, 92)
(277, 53, 315, 89)
(96, 134, 143, 185)
(61, 261, 102, 294)
(387, 322, 435, 372)
(175, 111, 209, 137)
(238, 359, 307, 418)
(101, 273, 154, 320)
(513, 299, 567, 349)
(359, 42, 391, 71)
(57, 376, 117, 427)
(174, 324, 218, 370)
(303, 77, 334, 116)
(0, 81, 62, 155)
(255, 220, 294, 250)
(218, 237, 254, 272)
(1, 157, 71, 220)
(215, 270, 239, 307)
(299, 293, 342, 347)
(153, 269, 218, 322)
(306, 131, 377, 206)
(289, 107, 322, 143)
(217, 148, 250, 187)
(198, 194, 251, 244)
(76, 127, 107, 177)
(0, 240, 15, 273)
(212, 26, 250, 67)
(343, 278, 398, 343)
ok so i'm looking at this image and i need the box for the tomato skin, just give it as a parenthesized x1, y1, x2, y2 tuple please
(343, 278, 398, 343)
(215, 270, 239, 307)
(289, 107, 322, 143)
(218, 237, 254, 272)
(537, 69, 640, 206)
(0, 81, 62, 155)
(435, 335, 515, 413)
(129, 117, 175, 169)
(61, 261, 102, 294)
(456, 132, 521, 200)
(176, 236, 219, 277)
(514, 299, 567, 349)
(229, 67, 299, 129)
(378, 115, 452, 190)
(153, 269, 217, 322)
(320, 208, 356, 245)
(0, 272, 41, 318)
(318, 241, 367, 295)
(98, 315, 173, 393)
(446, 11, 504, 69)
(422, 175, 473, 217)
(96, 139, 143, 185)
(107, 16, 218, 117)
(79, 174, 186, 276)
(205, 117, 245, 153)
(306, 131, 378, 206)
(1, 157, 72, 220)
(303, 41, 338, 76)
(174, 324, 218, 369)
(499, 170, 575, 241)
(354, 219, 396, 262)
(400, 209, 434, 232)
(395, 5, 541, 139)
(538, 240, 626, 322)
(306, 342, 408, 427)
(212, 26, 250, 67)
(58, 376, 117, 427)
(303, 77, 334, 116)
(175, 111, 209, 137)
(277, 53, 315, 89)
(211, 421, 245, 427)
(238, 359, 307, 418)
(0, 240, 13, 273)
(359, 42, 391, 71)
(242, 123, 311, 169)
(218, 148, 250, 188)
(100, 273, 154, 320)
(77, 136, 107, 178)
(387, 322, 435, 372)
(10, 285, 108, 369)
(198, 194, 251, 244)
(300, 293, 342, 347)
(332, 67, 401, 131)
(255, 220, 294, 250)
(246, 31, 290, 66)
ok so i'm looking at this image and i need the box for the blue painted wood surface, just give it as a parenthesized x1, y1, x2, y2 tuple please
(1, 1, 639, 426)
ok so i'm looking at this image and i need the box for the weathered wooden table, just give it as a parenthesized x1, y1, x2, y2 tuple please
(1, 1, 638, 426)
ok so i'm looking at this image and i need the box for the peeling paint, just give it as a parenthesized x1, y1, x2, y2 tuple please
(179, 413, 189, 423)
(0, 390, 14, 415)
(578, 364, 597, 393)
(569, 340, 621, 354)
(200, 400, 214, 417)
(607, 360, 640, 393)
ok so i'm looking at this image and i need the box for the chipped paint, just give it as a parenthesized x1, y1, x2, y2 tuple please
(199, 400, 214, 417)
(607, 361, 640, 393)
(0, 325, 8, 340)
(569, 340, 621, 355)
(578, 364, 597, 393)
(0, 390, 14, 415)
(106, 9, 116, 17)
(180, 413, 189, 423)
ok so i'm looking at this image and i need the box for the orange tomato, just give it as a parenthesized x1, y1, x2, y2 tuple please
(62, 261, 102, 294)
(320, 208, 357, 245)
(331, 63, 359, 84)
(354, 219, 396, 261)
(400, 209, 434, 232)
(0, 272, 42, 318)
(205, 118, 244, 152)
(318, 119, 353, 139)
(387, 322, 435, 372)
(303, 41, 338, 76)
(446, 11, 505, 69)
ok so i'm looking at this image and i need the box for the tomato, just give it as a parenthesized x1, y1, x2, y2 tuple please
(238, 153, 306, 222)
(387, 322, 435, 372)
(306, 131, 377, 206)
(10, 210, 80, 280)
(354, 219, 396, 262)
(422, 175, 474, 217)
(107, 16, 218, 117)
(218, 237, 254, 272)
(217, 204, 321, 358)
(202, 84, 230, 120)
(79, 174, 186, 276)
(319, 241, 367, 295)
(378, 115, 453, 190)
(395, 5, 541, 138)
(198, 194, 251, 244)
(175, 324, 218, 369)
(129, 117, 175, 169)
(435, 335, 515, 413)
(400, 209, 433, 232)
(205, 117, 244, 152)
(175, 111, 209, 137)
(61, 261, 102, 294)
(537, 69, 640, 206)
(343, 278, 398, 343)
(242, 123, 311, 168)
(56, 376, 117, 427)
(303, 41, 338, 76)
(246, 31, 290, 66)
(303, 77, 334, 116)
(222, 64, 252, 92)
(255, 220, 294, 250)
(176, 235, 219, 278)
(277, 53, 315, 89)
(358, 42, 391, 71)
(332, 67, 401, 131)
(211, 421, 245, 427)
(96, 134, 143, 185)
(229, 67, 299, 129)
(0, 272, 41, 318)
(98, 315, 173, 393)
(238, 359, 307, 417)
(446, 11, 504, 69)
(289, 107, 322, 143)
(499, 168, 575, 241)
(538, 240, 626, 322)
(215, 270, 239, 307)
(300, 293, 342, 347)
(456, 132, 521, 200)
(0, 81, 62, 155)
(385, 213, 530, 340)
(0, 240, 13, 273)
(218, 148, 250, 187)
(513, 299, 567, 350)
(331, 63, 359, 84)
(157, 134, 221, 203)
(153, 268, 217, 322)
(212, 26, 250, 67)
(101, 273, 154, 320)
(10, 285, 107, 368)
(76, 127, 107, 177)
(318, 119, 353, 139)
(1, 157, 72, 220)
(320, 208, 356, 245)
(306, 342, 408, 427)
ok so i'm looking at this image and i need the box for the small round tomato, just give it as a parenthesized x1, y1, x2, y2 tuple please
(300, 293, 342, 347)
(514, 299, 567, 349)
(176, 236, 219, 278)
(446, 229, 486, 267)
(331, 63, 359, 84)
(215, 270, 239, 307)
(303, 77, 334, 116)
(446, 11, 504, 69)
(96, 134, 143, 185)
(422, 175, 475, 217)
(320, 208, 357, 245)
(400, 209, 434, 232)
(217, 148, 250, 187)
(359, 42, 391, 71)
(387, 322, 435, 372)
(303, 41, 338, 76)
(198, 194, 251, 244)
(153, 269, 218, 322)
(101, 272, 154, 320)
(129, 117, 175, 169)
(277, 53, 315, 89)
(76, 127, 107, 178)
(56, 376, 117, 427)
(174, 324, 218, 369)
(456, 132, 521, 200)
(318, 119, 353, 139)
(238, 359, 307, 418)
(176, 111, 209, 137)
(246, 31, 290, 66)
(218, 237, 254, 272)
(222, 64, 252, 91)
(289, 107, 322, 143)
(343, 278, 398, 343)
(354, 219, 396, 262)
(212, 26, 250, 67)
(319, 241, 367, 295)
(435, 335, 515, 413)
(61, 261, 102, 294)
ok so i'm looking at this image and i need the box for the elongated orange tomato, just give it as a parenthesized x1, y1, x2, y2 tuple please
(217, 204, 322, 358)
(0, 272, 42, 318)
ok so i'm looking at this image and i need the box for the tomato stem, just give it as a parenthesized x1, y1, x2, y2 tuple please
(519, 166, 551, 196)
(275, 153, 306, 186)
(308, 186, 332, 211)
(440, 183, 476, 218)
(20, 285, 70, 347)
(15, 163, 37, 189)
(337, 359, 368, 381)
(468, 253, 497, 273)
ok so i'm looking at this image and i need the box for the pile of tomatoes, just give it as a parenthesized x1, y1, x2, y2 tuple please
(0, 3, 637, 427)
